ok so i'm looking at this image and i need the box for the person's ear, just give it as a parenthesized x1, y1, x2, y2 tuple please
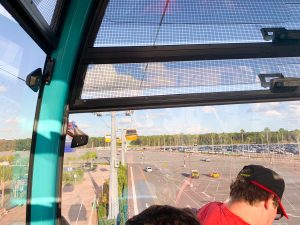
(264, 195, 275, 210)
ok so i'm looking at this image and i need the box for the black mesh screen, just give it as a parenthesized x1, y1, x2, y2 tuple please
(32, 0, 57, 25)
(94, 0, 300, 47)
(81, 57, 300, 99)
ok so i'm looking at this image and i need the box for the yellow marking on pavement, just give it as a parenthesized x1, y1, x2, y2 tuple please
(138, 166, 157, 204)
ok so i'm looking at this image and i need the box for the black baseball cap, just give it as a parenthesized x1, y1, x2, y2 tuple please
(238, 165, 288, 219)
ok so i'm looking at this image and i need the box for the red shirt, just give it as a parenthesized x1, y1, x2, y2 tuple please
(197, 202, 250, 225)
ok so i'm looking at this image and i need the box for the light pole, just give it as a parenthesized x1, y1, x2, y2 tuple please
(108, 111, 119, 220)
(74, 173, 77, 185)
(94, 110, 134, 220)
(266, 130, 270, 154)
(298, 135, 300, 158)
(211, 134, 214, 153)
(121, 129, 126, 165)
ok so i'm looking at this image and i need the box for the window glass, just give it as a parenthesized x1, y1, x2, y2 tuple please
(63, 102, 300, 225)
(0, 5, 46, 224)
(94, 0, 300, 47)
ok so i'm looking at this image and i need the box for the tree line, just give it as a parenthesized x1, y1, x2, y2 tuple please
(85, 128, 300, 147)
(0, 139, 31, 152)
(1, 128, 300, 151)
(130, 128, 300, 146)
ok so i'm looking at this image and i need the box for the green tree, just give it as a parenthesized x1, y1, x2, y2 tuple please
(80, 151, 97, 168)
(0, 165, 12, 208)
(294, 129, 300, 143)
(65, 156, 77, 168)
(264, 127, 271, 142)
(278, 128, 286, 143)
(98, 180, 109, 221)
(240, 129, 245, 151)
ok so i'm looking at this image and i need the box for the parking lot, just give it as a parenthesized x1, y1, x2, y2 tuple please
(127, 150, 300, 225)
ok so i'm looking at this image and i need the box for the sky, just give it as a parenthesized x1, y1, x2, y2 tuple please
(95, 0, 296, 47)
(70, 101, 300, 137)
(0, 5, 46, 140)
(1, 2, 300, 140)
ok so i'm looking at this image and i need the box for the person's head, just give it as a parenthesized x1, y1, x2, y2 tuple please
(126, 205, 200, 225)
(229, 165, 287, 224)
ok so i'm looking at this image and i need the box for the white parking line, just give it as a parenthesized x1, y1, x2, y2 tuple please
(89, 197, 95, 225)
(287, 213, 300, 218)
(203, 181, 210, 192)
(167, 178, 201, 207)
(216, 182, 220, 192)
(201, 192, 211, 198)
(75, 199, 83, 225)
(283, 196, 296, 210)
(130, 166, 139, 215)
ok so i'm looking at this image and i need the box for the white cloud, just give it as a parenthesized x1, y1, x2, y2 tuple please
(183, 107, 198, 112)
(248, 102, 300, 121)
(288, 104, 300, 114)
(264, 110, 282, 117)
(83, 64, 143, 98)
(143, 63, 177, 87)
(83, 62, 256, 99)
(0, 84, 7, 92)
(0, 127, 13, 132)
(135, 121, 167, 135)
(184, 126, 210, 134)
(5, 117, 21, 125)
(144, 62, 255, 90)
(0, 96, 19, 117)
(135, 120, 156, 130)
(248, 102, 283, 118)
(142, 111, 167, 120)
(249, 102, 280, 113)
(144, 62, 224, 88)
(202, 106, 217, 113)
(118, 117, 132, 125)
(76, 123, 91, 129)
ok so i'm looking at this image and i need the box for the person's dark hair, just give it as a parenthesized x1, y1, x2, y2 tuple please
(230, 167, 271, 205)
(125, 205, 200, 225)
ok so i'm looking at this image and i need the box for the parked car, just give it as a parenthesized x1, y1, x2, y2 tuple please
(191, 170, 200, 178)
(210, 172, 220, 178)
(63, 167, 73, 172)
(145, 166, 152, 172)
(201, 158, 211, 162)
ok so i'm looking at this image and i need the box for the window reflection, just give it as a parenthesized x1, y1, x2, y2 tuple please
(0, 5, 46, 224)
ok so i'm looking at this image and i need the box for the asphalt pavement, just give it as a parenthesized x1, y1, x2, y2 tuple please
(126, 150, 300, 225)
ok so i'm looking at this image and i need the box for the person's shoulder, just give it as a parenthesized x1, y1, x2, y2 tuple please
(197, 202, 224, 225)
(200, 201, 223, 210)
(197, 202, 223, 217)
(198, 202, 250, 225)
